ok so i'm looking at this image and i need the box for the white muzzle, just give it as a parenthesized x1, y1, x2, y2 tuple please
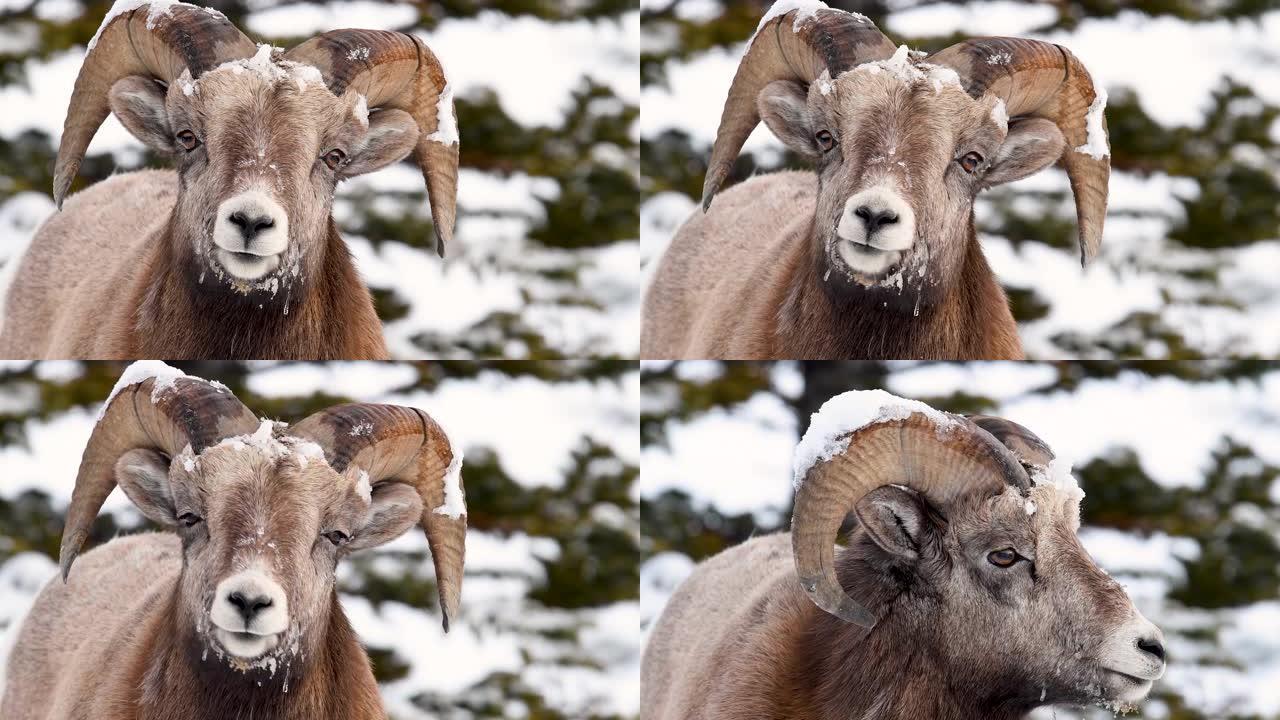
(213, 190, 289, 280)
(834, 184, 916, 276)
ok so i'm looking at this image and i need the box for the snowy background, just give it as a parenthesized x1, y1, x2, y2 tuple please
(641, 360, 1280, 719)
(0, 0, 640, 358)
(0, 360, 640, 720)
(640, 0, 1280, 359)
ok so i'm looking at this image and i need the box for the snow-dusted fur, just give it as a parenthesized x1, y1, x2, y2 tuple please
(0, 534, 382, 720)
(642, 63, 1069, 360)
(642, 430, 1165, 720)
(0, 53, 415, 359)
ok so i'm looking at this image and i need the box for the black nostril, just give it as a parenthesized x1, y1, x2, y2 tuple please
(228, 590, 271, 619)
(1137, 637, 1166, 662)
(854, 206, 898, 233)
(227, 211, 274, 241)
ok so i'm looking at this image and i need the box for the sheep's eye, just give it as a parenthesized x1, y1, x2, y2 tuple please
(176, 130, 200, 152)
(324, 530, 350, 547)
(814, 130, 837, 153)
(987, 548, 1019, 568)
(959, 151, 983, 173)
(177, 512, 202, 528)
(322, 149, 347, 171)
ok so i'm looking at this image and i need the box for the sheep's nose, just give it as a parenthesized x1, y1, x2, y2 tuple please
(1137, 636, 1166, 663)
(227, 211, 275, 241)
(227, 590, 273, 621)
(854, 205, 899, 233)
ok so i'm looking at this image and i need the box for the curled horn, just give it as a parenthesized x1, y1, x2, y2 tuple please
(927, 38, 1110, 265)
(287, 404, 465, 631)
(284, 31, 459, 258)
(702, 9, 896, 211)
(968, 414, 1055, 468)
(791, 412, 1029, 626)
(54, 3, 256, 208)
(60, 376, 259, 581)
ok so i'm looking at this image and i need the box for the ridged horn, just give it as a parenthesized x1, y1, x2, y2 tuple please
(791, 412, 1029, 626)
(61, 374, 259, 581)
(927, 38, 1110, 265)
(287, 403, 465, 631)
(54, 3, 256, 208)
(702, 8, 896, 210)
(284, 30, 459, 257)
(968, 414, 1055, 468)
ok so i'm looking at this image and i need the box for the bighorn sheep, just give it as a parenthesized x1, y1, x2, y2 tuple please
(0, 363, 467, 719)
(641, 2, 1111, 359)
(642, 391, 1166, 720)
(0, 0, 459, 359)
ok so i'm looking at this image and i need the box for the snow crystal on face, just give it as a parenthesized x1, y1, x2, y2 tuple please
(854, 45, 961, 94)
(98, 360, 197, 421)
(353, 94, 369, 128)
(1025, 498, 1037, 515)
(431, 416, 467, 519)
(817, 76, 833, 96)
(1075, 88, 1110, 159)
(355, 470, 372, 504)
(791, 389, 960, 489)
(287, 62, 323, 92)
(991, 98, 1009, 130)
(89, 0, 184, 52)
(180, 79, 196, 96)
(426, 84, 459, 146)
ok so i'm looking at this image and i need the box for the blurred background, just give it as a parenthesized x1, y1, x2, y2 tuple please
(640, 0, 1280, 359)
(0, 360, 639, 720)
(0, 0, 640, 359)
(641, 360, 1280, 719)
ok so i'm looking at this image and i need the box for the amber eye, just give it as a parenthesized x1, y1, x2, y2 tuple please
(176, 130, 200, 151)
(987, 548, 1019, 568)
(324, 530, 350, 547)
(814, 130, 837, 153)
(959, 151, 983, 173)
(322, 148, 347, 171)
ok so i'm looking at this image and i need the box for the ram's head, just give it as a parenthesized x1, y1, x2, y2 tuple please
(55, 2, 458, 304)
(60, 374, 465, 676)
(791, 398, 1163, 711)
(704, 9, 1109, 313)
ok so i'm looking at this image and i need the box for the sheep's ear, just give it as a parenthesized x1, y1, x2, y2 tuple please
(343, 108, 420, 179)
(984, 117, 1065, 188)
(758, 80, 820, 159)
(348, 481, 423, 552)
(109, 76, 175, 154)
(854, 485, 929, 562)
(115, 449, 179, 525)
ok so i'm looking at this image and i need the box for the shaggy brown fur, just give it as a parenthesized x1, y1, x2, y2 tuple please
(642, 171, 1022, 359)
(642, 483, 1158, 720)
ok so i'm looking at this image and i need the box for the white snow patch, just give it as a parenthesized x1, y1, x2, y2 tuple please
(431, 415, 467, 519)
(1075, 88, 1110, 159)
(355, 469, 372, 504)
(750, 0, 832, 48)
(88, 0, 185, 52)
(353, 94, 369, 128)
(792, 389, 960, 490)
(98, 360, 193, 421)
(426, 84, 459, 146)
(854, 44, 961, 94)
(350, 422, 374, 437)
(348, 46, 371, 61)
(991, 98, 1009, 130)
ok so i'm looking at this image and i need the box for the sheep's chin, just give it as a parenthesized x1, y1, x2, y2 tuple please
(1099, 670, 1155, 707)
(215, 249, 281, 280)
(214, 627, 280, 659)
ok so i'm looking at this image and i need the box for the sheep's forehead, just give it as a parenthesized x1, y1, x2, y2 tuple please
(185, 67, 344, 130)
(191, 443, 343, 495)
(988, 482, 1083, 534)
(821, 69, 990, 132)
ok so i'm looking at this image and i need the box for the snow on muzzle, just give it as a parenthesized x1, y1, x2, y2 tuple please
(835, 183, 916, 276)
(213, 189, 289, 280)
(209, 567, 290, 658)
